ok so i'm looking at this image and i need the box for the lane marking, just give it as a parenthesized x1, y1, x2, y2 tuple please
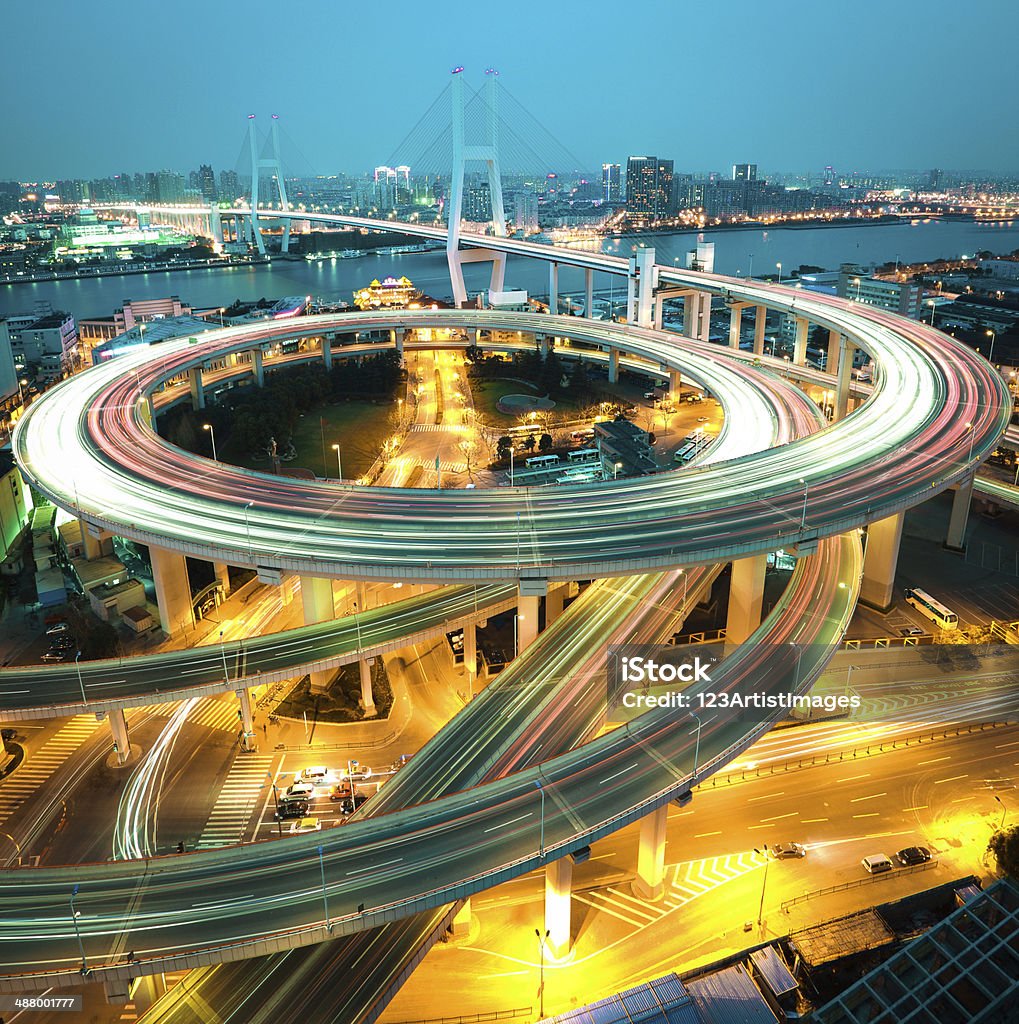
(483, 813, 532, 834)
(838, 773, 871, 782)
(933, 774, 969, 785)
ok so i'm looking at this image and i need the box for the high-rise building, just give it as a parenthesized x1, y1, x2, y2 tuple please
(823, 165, 836, 187)
(219, 169, 241, 202)
(626, 156, 673, 221)
(732, 163, 757, 182)
(464, 182, 492, 223)
(513, 191, 539, 231)
(928, 168, 943, 189)
(602, 163, 621, 202)
(198, 165, 217, 203)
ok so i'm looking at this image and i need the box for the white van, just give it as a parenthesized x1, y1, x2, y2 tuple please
(861, 853, 893, 874)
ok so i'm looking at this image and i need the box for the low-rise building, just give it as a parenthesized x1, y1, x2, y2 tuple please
(2, 310, 78, 373)
(837, 266, 923, 318)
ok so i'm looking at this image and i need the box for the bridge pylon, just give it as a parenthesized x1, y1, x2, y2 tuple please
(246, 113, 292, 255)
(447, 68, 508, 307)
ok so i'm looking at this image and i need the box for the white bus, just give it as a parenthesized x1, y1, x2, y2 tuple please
(525, 454, 560, 469)
(673, 442, 698, 463)
(557, 468, 600, 484)
(508, 424, 542, 437)
(904, 588, 959, 631)
(567, 448, 599, 463)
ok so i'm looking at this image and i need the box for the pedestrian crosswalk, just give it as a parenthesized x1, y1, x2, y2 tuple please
(573, 852, 763, 930)
(411, 458, 468, 474)
(410, 423, 460, 433)
(0, 716, 102, 827)
(197, 754, 275, 849)
(136, 696, 242, 734)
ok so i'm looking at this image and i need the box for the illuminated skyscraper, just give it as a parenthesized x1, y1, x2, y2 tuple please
(602, 163, 620, 202)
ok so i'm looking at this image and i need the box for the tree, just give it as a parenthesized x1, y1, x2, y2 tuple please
(538, 433, 553, 452)
(988, 824, 1019, 879)
(496, 436, 512, 461)
(522, 434, 536, 452)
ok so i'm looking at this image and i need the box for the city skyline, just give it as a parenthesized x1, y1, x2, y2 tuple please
(2, 0, 1018, 179)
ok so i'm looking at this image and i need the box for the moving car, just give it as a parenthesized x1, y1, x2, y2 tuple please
(288, 817, 321, 834)
(286, 780, 315, 799)
(896, 846, 932, 866)
(300, 766, 329, 783)
(772, 843, 806, 859)
(40, 651, 69, 662)
(328, 784, 352, 801)
(338, 794, 369, 816)
(45, 622, 70, 635)
(273, 799, 309, 821)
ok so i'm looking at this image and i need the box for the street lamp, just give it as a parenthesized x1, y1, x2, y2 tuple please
(243, 500, 254, 563)
(70, 885, 88, 974)
(965, 421, 975, 465)
(266, 772, 283, 837)
(799, 477, 808, 531)
(613, 461, 622, 480)
(535, 779, 545, 857)
(775, 262, 782, 285)
(852, 277, 862, 301)
(679, 568, 688, 613)
(690, 710, 701, 776)
(219, 630, 230, 683)
(753, 845, 770, 935)
(986, 329, 997, 365)
(995, 795, 1007, 831)
(331, 442, 342, 480)
(317, 845, 331, 932)
(928, 299, 937, 326)
(535, 927, 550, 1018)
(748, 253, 754, 280)
(509, 446, 515, 486)
(202, 422, 217, 461)
(74, 650, 86, 705)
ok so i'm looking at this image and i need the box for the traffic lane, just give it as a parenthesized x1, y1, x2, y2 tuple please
(0, 536, 858, 974)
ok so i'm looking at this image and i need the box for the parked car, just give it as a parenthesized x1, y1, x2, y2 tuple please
(899, 627, 925, 637)
(45, 622, 70, 635)
(772, 843, 806, 859)
(338, 794, 369, 816)
(861, 853, 893, 874)
(300, 766, 329, 783)
(896, 846, 932, 866)
(328, 784, 352, 802)
(40, 651, 69, 662)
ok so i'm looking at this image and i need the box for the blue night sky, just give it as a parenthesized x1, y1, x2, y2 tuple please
(2, 0, 1017, 180)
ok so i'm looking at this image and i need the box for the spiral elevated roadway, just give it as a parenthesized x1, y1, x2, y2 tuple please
(0, 252, 1009, 993)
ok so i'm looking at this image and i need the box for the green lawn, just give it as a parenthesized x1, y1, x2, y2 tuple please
(221, 400, 396, 481)
(471, 378, 539, 422)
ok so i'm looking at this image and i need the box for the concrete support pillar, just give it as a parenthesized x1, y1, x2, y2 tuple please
(669, 369, 682, 396)
(826, 330, 841, 374)
(150, 546, 194, 637)
(139, 395, 155, 429)
(359, 657, 376, 716)
(545, 584, 566, 626)
(236, 687, 255, 751)
(698, 292, 712, 342)
(188, 367, 205, 411)
(945, 474, 974, 552)
(517, 580, 546, 654)
(212, 561, 230, 594)
(683, 293, 698, 338)
(393, 327, 405, 359)
(860, 512, 904, 612)
(463, 621, 478, 682)
(301, 576, 336, 693)
(108, 707, 129, 765)
(584, 268, 594, 319)
(355, 580, 368, 612)
(252, 348, 264, 387)
(322, 335, 333, 371)
(835, 337, 855, 421)
(754, 305, 767, 356)
(80, 523, 113, 560)
(607, 347, 619, 384)
(793, 317, 809, 366)
(451, 898, 472, 937)
(549, 262, 559, 315)
(545, 857, 573, 959)
(634, 805, 668, 900)
(728, 305, 742, 349)
(725, 553, 767, 645)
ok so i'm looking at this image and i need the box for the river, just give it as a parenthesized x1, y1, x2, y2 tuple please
(2, 218, 1017, 321)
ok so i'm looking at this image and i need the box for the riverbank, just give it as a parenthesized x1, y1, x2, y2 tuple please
(0, 254, 269, 287)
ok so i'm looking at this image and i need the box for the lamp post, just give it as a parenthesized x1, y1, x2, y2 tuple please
(219, 630, 230, 684)
(613, 461, 622, 480)
(748, 253, 754, 280)
(243, 500, 254, 563)
(74, 650, 86, 705)
(509, 446, 515, 486)
(690, 710, 701, 776)
(202, 422, 217, 461)
(70, 885, 88, 974)
(775, 262, 782, 285)
(331, 442, 342, 480)
(679, 568, 687, 613)
(754, 845, 770, 935)
(535, 779, 546, 857)
(799, 477, 808, 531)
(966, 421, 975, 465)
(852, 277, 862, 301)
(535, 927, 550, 1018)
(317, 845, 331, 931)
(266, 772, 283, 837)
(986, 328, 997, 365)
(928, 299, 937, 326)
(995, 795, 1007, 831)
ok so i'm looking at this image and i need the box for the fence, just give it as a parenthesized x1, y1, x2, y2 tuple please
(706, 720, 1016, 789)
(388, 1010, 532, 1024)
(781, 858, 938, 911)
